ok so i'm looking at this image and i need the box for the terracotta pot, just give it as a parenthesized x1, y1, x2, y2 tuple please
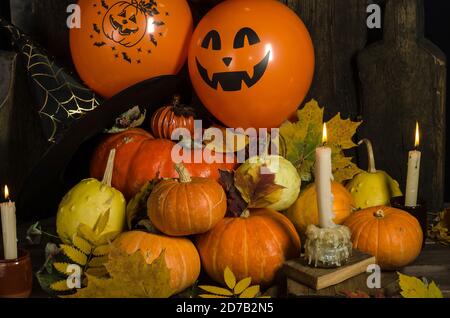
(0, 248, 33, 298)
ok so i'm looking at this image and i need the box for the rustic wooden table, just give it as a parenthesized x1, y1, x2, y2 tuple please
(10, 218, 450, 298)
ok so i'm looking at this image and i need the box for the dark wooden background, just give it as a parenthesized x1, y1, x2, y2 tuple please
(0, 0, 448, 221)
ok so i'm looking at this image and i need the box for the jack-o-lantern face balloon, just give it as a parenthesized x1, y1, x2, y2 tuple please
(188, 0, 315, 129)
(71, 0, 193, 98)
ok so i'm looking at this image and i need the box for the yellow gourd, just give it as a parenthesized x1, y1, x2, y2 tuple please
(346, 139, 402, 209)
(56, 150, 126, 244)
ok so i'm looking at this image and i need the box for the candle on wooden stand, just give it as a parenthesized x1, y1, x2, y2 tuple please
(315, 123, 335, 229)
(405, 122, 421, 207)
(1, 185, 18, 260)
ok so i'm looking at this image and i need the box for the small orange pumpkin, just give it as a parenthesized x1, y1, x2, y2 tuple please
(196, 208, 301, 286)
(344, 206, 423, 270)
(150, 95, 196, 139)
(148, 163, 227, 236)
(113, 230, 200, 294)
(286, 181, 355, 234)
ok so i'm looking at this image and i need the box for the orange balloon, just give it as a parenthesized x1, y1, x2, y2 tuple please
(70, 0, 193, 98)
(188, 0, 315, 129)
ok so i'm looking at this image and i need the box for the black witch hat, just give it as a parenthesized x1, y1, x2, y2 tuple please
(0, 19, 182, 221)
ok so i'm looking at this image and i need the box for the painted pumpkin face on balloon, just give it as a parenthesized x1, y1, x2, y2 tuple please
(71, 0, 193, 98)
(102, 0, 148, 47)
(188, 0, 315, 129)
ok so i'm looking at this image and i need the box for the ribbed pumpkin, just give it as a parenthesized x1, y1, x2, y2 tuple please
(286, 181, 355, 234)
(344, 206, 423, 270)
(196, 208, 301, 286)
(148, 164, 226, 236)
(150, 95, 196, 139)
(113, 231, 200, 295)
(90, 128, 236, 199)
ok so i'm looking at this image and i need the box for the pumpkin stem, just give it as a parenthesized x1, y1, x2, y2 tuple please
(358, 139, 377, 173)
(174, 163, 192, 183)
(102, 149, 116, 186)
(172, 95, 182, 107)
(240, 209, 250, 218)
(374, 209, 385, 218)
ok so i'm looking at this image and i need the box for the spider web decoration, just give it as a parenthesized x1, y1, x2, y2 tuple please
(0, 18, 103, 143)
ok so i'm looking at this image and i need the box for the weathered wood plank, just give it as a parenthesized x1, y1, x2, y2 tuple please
(357, 0, 446, 212)
(281, 0, 368, 120)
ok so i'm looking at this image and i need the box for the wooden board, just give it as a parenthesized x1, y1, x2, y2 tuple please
(357, 0, 447, 212)
(281, 0, 367, 120)
(283, 250, 376, 290)
(287, 243, 450, 297)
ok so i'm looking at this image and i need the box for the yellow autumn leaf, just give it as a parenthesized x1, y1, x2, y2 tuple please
(280, 99, 362, 183)
(198, 285, 234, 297)
(398, 272, 443, 298)
(239, 285, 260, 298)
(65, 247, 175, 298)
(234, 277, 252, 295)
(77, 223, 98, 244)
(60, 244, 87, 266)
(92, 244, 111, 256)
(88, 256, 109, 268)
(198, 294, 230, 299)
(72, 235, 92, 255)
(93, 209, 110, 235)
(50, 280, 72, 292)
(53, 262, 71, 275)
(224, 267, 236, 290)
(85, 266, 108, 278)
(95, 231, 121, 246)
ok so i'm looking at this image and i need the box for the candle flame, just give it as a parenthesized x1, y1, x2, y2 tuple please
(4, 185, 9, 200)
(415, 122, 420, 148)
(322, 123, 328, 144)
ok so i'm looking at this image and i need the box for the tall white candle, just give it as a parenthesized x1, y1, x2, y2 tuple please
(315, 123, 335, 229)
(405, 122, 421, 207)
(1, 185, 18, 260)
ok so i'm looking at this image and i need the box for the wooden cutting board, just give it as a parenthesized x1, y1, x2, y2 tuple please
(357, 0, 446, 212)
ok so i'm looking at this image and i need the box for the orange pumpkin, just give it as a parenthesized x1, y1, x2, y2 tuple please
(188, 0, 314, 129)
(344, 206, 423, 270)
(196, 208, 301, 286)
(150, 95, 195, 139)
(286, 181, 355, 234)
(90, 128, 236, 199)
(148, 164, 227, 236)
(113, 231, 200, 294)
(71, 0, 193, 98)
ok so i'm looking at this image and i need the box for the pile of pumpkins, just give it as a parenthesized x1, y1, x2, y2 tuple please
(55, 100, 424, 296)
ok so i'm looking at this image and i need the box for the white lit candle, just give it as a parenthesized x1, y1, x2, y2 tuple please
(405, 122, 421, 207)
(315, 123, 335, 229)
(1, 185, 18, 260)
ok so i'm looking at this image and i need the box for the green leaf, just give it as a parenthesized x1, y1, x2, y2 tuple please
(239, 285, 260, 298)
(234, 277, 252, 295)
(198, 285, 234, 296)
(224, 267, 236, 290)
